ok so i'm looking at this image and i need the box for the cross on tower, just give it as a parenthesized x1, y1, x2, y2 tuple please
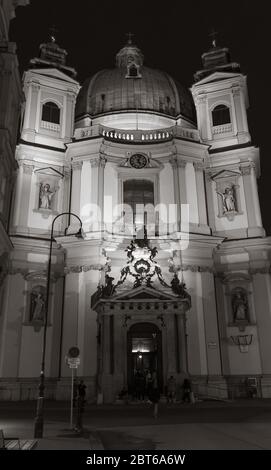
(209, 29, 218, 48)
(49, 25, 58, 43)
(126, 32, 134, 45)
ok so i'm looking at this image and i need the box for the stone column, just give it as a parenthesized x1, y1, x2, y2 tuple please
(29, 83, 40, 132)
(214, 275, 230, 375)
(12, 164, 23, 229)
(114, 313, 124, 374)
(102, 315, 110, 374)
(18, 163, 34, 230)
(83, 270, 99, 378)
(98, 155, 106, 227)
(196, 94, 209, 141)
(165, 314, 177, 376)
(177, 314, 187, 373)
(0, 273, 24, 377)
(205, 171, 216, 233)
(64, 92, 76, 140)
(232, 86, 248, 138)
(252, 271, 271, 396)
(113, 313, 125, 393)
(59, 167, 71, 233)
(170, 156, 181, 231)
(240, 163, 264, 237)
(60, 271, 80, 377)
(90, 156, 107, 231)
(194, 162, 209, 231)
(70, 161, 82, 215)
(178, 159, 187, 205)
(201, 271, 222, 376)
(69, 161, 82, 233)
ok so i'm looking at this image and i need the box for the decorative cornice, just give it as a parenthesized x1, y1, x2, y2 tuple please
(22, 163, 34, 175)
(64, 264, 105, 274)
(8, 267, 61, 281)
(216, 267, 271, 279)
(193, 161, 205, 171)
(169, 155, 178, 168)
(232, 86, 241, 97)
(249, 267, 270, 275)
(31, 82, 40, 92)
(197, 94, 207, 104)
(240, 163, 255, 176)
(169, 263, 214, 274)
(169, 156, 187, 169)
(90, 156, 107, 168)
(8, 267, 28, 276)
(71, 161, 83, 171)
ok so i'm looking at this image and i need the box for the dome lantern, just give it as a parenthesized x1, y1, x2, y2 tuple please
(115, 34, 144, 69)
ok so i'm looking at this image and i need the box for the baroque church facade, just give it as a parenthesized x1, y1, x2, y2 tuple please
(0, 31, 271, 403)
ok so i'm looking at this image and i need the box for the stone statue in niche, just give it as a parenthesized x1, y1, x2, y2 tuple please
(232, 289, 249, 322)
(30, 289, 45, 322)
(217, 187, 236, 213)
(39, 183, 56, 210)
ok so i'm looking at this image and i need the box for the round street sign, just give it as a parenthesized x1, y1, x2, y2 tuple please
(68, 346, 80, 358)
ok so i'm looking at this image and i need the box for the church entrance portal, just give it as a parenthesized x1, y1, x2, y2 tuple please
(127, 323, 163, 394)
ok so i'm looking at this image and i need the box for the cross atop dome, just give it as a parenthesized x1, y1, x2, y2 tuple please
(126, 32, 134, 45)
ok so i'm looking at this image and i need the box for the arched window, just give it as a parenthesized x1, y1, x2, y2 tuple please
(42, 101, 60, 124)
(126, 63, 141, 79)
(212, 105, 231, 126)
(123, 179, 154, 227)
(128, 64, 138, 77)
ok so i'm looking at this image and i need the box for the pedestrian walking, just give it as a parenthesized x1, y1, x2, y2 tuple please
(75, 380, 86, 432)
(73, 378, 78, 407)
(167, 375, 176, 404)
(182, 378, 192, 403)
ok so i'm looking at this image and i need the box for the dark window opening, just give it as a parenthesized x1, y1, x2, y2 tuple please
(126, 63, 140, 78)
(212, 105, 231, 126)
(42, 101, 60, 124)
(123, 179, 154, 226)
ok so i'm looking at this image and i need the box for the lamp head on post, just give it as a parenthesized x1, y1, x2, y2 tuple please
(64, 226, 84, 238)
(75, 227, 84, 239)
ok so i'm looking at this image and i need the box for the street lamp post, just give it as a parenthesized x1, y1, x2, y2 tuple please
(34, 212, 83, 438)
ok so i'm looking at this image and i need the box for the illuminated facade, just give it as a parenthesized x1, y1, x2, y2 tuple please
(1, 34, 271, 402)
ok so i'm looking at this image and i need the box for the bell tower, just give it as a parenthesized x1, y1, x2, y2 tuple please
(191, 38, 250, 150)
(191, 37, 264, 239)
(11, 35, 80, 237)
(20, 36, 80, 149)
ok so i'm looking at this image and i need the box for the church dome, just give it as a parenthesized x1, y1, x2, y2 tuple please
(75, 40, 196, 124)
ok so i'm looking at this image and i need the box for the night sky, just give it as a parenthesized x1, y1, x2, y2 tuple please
(10, 0, 271, 234)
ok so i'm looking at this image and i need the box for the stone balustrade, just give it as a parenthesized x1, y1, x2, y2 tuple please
(75, 124, 199, 143)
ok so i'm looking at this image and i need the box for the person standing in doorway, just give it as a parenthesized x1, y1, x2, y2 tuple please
(145, 370, 153, 402)
(149, 370, 160, 418)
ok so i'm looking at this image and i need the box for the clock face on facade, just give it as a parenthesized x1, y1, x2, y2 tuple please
(129, 154, 147, 169)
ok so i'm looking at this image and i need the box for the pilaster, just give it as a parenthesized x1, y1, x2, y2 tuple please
(240, 163, 265, 237)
